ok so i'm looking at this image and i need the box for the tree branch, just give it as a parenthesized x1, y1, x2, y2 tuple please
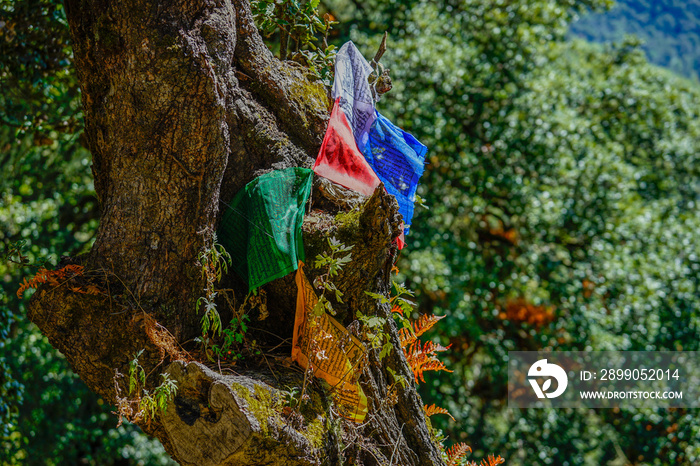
(27, 0, 447, 464)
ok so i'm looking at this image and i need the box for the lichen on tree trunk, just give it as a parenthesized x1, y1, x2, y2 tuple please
(27, 0, 447, 464)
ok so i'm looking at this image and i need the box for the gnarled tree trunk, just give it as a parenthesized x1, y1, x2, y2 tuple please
(27, 0, 446, 464)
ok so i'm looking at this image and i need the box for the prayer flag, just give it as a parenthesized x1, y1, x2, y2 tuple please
(313, 98, 381, 197)
(293, 263, 368, 423)
(361, 111, 427, 235)
(332, 41, 376, 149)
(218, 168, 313, 291)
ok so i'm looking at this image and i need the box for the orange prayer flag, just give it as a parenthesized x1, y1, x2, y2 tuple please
(292, 262, 368, 423)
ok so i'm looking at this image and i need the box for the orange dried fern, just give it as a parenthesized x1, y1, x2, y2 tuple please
(383, 279, 502, 466)
(446, 444, 505, 466)
(404, 340, 453, 383)
(399, 313, 445, 347)
(413, 313, 445, 338)
(16, 264, 86, 298)
(446, 443, 472, 466)
(423, 403, 455, 421)
(466, 455, 505, 466)
(143, 313, 191, 363)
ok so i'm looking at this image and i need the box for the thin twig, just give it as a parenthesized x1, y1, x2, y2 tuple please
(370, 32, 388, 69)
(264, 338, 293, 353)
(389, 423, 405, 465)
(260, 351, 280, 384)
(280, 29, 289, 60)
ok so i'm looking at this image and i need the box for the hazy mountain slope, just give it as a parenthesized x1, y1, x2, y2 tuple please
(570, 0, 700, 79)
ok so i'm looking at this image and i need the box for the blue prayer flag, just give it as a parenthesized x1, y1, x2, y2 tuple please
(361, 112, 427, 235)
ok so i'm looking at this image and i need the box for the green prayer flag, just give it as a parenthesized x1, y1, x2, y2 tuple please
(218, 167, 314, 291)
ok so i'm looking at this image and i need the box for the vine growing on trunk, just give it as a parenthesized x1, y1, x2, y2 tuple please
(113, 350, 178, 428)
(251, 0, 337, 84)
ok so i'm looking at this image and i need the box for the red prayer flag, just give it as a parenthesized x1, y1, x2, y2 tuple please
(313, 98, 381, 197)
(395, 231, 406, 250)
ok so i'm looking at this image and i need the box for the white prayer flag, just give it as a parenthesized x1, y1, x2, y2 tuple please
(331, 41, 376, 150)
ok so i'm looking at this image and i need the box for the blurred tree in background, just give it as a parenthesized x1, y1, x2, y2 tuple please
(2, 0, 699, 464)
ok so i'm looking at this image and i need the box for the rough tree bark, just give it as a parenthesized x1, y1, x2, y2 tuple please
(27, 0, 447, 464)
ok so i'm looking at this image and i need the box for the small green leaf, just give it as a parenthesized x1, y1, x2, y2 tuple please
(379, 342, 393, 359)
(365, 291, 390, 304)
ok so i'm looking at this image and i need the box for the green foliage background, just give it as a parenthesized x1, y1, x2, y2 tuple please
(2, 0, 699, 464)
(334, 0, 699, 463)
